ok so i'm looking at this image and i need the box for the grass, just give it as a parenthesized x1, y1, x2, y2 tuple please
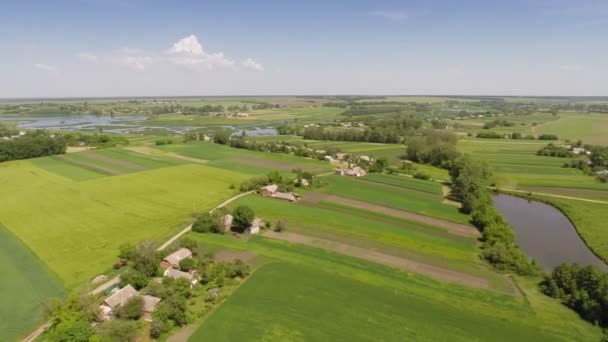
(534, 112, 608, 145)
(157, 141, 333, 175)
(360, 173, 443, 195)
(0, 161, 247, 287)
(0, 224, 65, 341)
(187, 234, 601, 341)
(321, 175, 468, 224)
(31, 155, 106, 181)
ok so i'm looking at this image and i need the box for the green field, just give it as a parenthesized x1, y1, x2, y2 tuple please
(157, 141, 333, 175)
(321, 175, 468, 224)
(187, 234, 601, 341)
(0, 224, 65, 341)
(0, 159, 247, 287)
(534, 113, 608, 145)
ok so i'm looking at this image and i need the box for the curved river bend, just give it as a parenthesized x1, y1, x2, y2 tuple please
(493, 194, 608, 271)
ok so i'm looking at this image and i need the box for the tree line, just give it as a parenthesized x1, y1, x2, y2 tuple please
(0, 131, 66, 162)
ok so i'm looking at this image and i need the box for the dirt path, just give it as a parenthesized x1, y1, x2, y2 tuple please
(303, 193, 479, 238)
(124, 146, 208, 164)
(264, 231, 488, 289)
(82, 151, 147, 170)
(494, 187, 608, 205)
(56, 155, 123, 175)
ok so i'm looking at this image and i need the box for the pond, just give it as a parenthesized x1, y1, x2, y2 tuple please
(493, 194, 608, 270)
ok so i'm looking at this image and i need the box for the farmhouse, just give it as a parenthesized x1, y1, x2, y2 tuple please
(335, 169, 345, 176)
(164, 268, 198, 285)
(359, 155, 371, 163)
(260, 184, 279, 196)
(162, 248, 193, 269)
(99, 284, 139, 320)
(272, 192, 298, 202)
(572, 147, 586, 155)
(324, 155, 334, 162)
(246, 218, 263, 235)
(346, 167, 366, 177)
(142, 295, 161, 321)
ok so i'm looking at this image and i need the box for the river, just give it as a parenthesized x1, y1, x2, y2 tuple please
(493, 194, 608, 271)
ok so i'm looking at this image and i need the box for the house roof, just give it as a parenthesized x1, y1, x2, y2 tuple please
(251, 218, 263, 228)
(165, 267, 194, 280)
(223, 214, 233, 227)
(261, 184, 278, 193)
(103, 285, 139, 309)
(142, 295, 161, 313)
(272, 192, 297, 201)
(163, 248, 192, 267)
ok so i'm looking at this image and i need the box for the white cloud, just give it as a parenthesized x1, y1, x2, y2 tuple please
(241, 58, 264, 71)
(370, 10, 408, 21)
(166, 35, 236, 71)
(77, 52, 99, 63)
(34, 63, 59, 74)
(559, 64, 583, 71)
(119, 55, 153, 71)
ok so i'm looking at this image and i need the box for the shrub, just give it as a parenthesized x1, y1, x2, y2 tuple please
(413, 172, 430, 180)
(538, 134, 559, 140)
(274, 219, 287, 232)
(97, 320, 139, 341)
(114, 296, 143, 320)
(232, 206, 255, 232)
(119, 269, 150, 290)
(179, 258, 196, 272)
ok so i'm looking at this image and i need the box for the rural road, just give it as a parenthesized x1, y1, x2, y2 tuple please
(22, 190, 254, 342)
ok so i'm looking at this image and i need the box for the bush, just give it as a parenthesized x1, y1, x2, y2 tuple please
(413, 172, 430, 180)
(192, 210, 226, 234)
(119, 269, 150, 290)
(118, 243, 135, 261)
(132, 241, 160, 277)
(538, 134, 559, 140)
(232, 206, 255, 232)
(150, 319, 169, 338)
(97, 320, 139, 342)
(476, 131, 503, 139)
(274, 219, 287, 232)
(114, 296, 143, 320)
(179, 258, 196, 272)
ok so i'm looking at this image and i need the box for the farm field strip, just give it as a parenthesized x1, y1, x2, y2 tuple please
(188, 235, 601, 341)
(263, 231, 489, 289)
(304, 193, 478, 237)
(56, 154, 123, 175)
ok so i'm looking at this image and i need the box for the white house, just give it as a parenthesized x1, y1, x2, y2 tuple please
(245, 218, 263, 235)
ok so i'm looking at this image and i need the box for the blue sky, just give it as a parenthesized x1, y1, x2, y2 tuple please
(1, 0, 607, 97)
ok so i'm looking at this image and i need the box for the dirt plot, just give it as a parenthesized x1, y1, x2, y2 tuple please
(125, 146, 208, 163)
(264, 231, 489, 290)
(226, 157, 323, 172)
(302, 193, 479, 238)
(213, 250, 256, 263)
(55, 155, 122, 175)
(82, 152, 146, 170)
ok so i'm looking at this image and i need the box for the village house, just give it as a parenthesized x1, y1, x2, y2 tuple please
(324, 155, 334, 162)
(572, 147, 586, 155)
(335, 168, 345, 176)
(346, 167, 366, 177)
(246, 218, 263, 235)
(335, 153, 346, 161)
(142, 295, 162, 321)
(162, 248, 193, 269)
(260, 184, 279, 197)
(163, 268, 198, 286)
(359, 155, 371, 163)
(596, 170, 608, 176)
(99, 285, 139, 320)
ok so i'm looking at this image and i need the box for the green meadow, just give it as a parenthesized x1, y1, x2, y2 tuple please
(0, 224, 65, 341)
(188, 234, 601, 341)
(0, 159, 246, 287)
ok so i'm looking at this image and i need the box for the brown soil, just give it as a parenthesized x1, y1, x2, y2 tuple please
(213, 250, 256, 263)
(82, 152, 146, 170)
(264, 231, 488, 289)
(56, 155, 122, 175)
(226, 157, 322, 172)
(302, 193, 479, 238)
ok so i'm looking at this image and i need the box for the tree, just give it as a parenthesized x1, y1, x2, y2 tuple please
(192, 210, 226, 234)
(179, 258, 196, 272)
(213, 130, 231, 144)
(132, 241, 160, 277)
(449, 155, 492, 214)
(274, 219, 287, 232)
(114, 296, 143, 320)
(119, 269, 149, 290)
(118, 243, 135, 260)
(232, 206, 255, 232)
(96, 319, 139, 342)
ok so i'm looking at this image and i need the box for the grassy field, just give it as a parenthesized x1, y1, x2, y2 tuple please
(0, 160, 247, 287)
(187, 234, 601, 341)
(0, 224, 65, 341)
(360, 173, 443, 195)
(157, 141, 333, 175)
(534, 113, 608, 145)
(320, 175, 468, 224)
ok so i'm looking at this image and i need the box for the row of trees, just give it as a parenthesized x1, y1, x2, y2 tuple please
(0, 123, 19, 137)
(541, 263, 608, 327)
(0, 131, 66, 162)
(406, 130, 460, 169)
(302, 126, 402, 143)
(450, 156, 538, 275)
(537, 144, 575, 157)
